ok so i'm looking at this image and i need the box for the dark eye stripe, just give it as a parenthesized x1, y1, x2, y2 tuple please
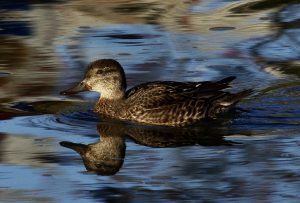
(105, 69, 116, 74)
(96, 69, 104, 74)
(97, 69, 115, 75)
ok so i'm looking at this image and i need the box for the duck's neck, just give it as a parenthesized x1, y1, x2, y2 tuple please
(99, 88, 126, 100)
(95, 96, 125, 118)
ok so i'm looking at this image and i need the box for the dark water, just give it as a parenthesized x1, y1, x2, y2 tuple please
(1, 1, 300, 202)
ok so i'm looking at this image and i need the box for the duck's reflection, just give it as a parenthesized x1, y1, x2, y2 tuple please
(60, 124, 126, 175)
(60, 122, 235, 175)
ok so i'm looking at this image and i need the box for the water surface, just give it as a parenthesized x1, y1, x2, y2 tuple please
(0, 1, 300, 202)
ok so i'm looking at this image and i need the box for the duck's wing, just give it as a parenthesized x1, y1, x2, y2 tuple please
(126, 76, 236, 98)
(125, 76, 236, 107)
(124, 77, 251, 126)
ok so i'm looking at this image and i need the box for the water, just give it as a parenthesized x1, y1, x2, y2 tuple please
(0, 0, 300, 202)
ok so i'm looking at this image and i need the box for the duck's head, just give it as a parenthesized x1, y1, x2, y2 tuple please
(61, 59, 127, 99)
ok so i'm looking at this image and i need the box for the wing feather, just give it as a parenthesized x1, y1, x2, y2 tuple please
(122, 77, 238, 126)
(125, 77, 235, 109)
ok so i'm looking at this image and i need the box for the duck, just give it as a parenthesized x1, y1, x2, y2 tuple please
(60, 59, 252, 126)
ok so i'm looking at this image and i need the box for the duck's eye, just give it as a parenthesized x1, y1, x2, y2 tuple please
(96, 69, 104, 74)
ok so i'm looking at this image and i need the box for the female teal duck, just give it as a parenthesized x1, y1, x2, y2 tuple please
(61, 59, 252, 126)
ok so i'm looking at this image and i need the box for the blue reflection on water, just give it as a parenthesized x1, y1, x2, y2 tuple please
(0, 0, 300, 202)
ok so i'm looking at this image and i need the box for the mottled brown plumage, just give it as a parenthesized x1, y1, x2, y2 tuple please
(61, 59, 252, 126)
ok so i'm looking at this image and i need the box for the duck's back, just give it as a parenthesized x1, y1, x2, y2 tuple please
(123, 77, 251, 126)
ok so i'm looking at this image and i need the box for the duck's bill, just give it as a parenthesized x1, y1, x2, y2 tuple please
(60, 82, 89, 95)
(60, 141, 88, 154)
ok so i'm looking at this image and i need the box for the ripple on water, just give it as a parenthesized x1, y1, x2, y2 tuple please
(232, 86, 300, 134)
(0, 1, 300, 202)
(0, 110, 99, 138)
